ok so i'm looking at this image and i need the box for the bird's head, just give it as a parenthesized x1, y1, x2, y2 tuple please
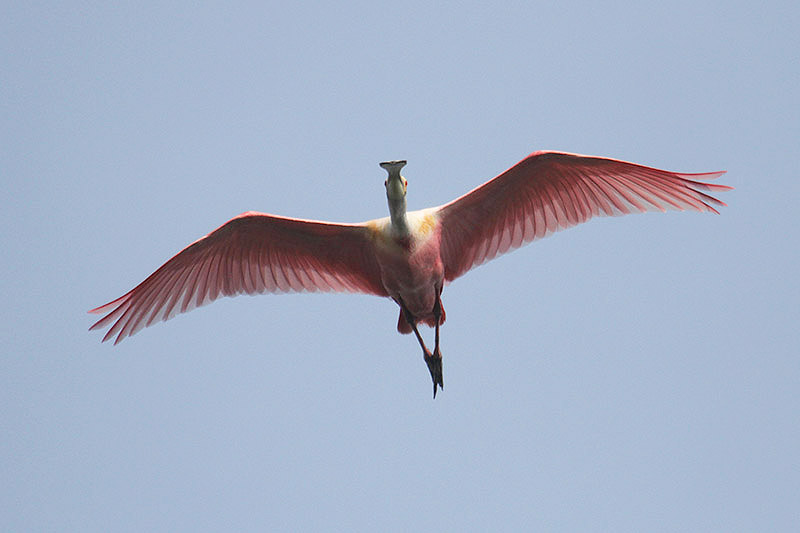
(380, 160, 408, 200)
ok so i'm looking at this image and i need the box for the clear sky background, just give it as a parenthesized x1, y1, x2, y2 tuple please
(2, 2, 798, 531)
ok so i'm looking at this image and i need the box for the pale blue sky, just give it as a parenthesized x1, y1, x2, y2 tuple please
(2, 1, 798, 531)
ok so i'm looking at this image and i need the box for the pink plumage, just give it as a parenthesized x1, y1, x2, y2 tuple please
(90, 151, 731, 396)
(437, 151, 729, 280)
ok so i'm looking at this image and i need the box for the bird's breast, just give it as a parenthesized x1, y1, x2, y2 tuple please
(366, 210, 439, 251)
(367, 211, 444, 314)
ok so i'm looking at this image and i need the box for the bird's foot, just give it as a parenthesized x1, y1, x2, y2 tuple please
(424, 349, 444, 399)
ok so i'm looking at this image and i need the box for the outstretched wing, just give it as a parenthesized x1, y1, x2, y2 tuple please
(89, 212, 387, 344)
(436, 151, 731, 281)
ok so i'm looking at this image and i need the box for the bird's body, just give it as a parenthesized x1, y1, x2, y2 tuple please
(90, 151, 731, 396)
(368, 208, 445, 329)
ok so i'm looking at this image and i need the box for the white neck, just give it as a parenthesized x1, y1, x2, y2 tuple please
(388, 196, 409, 236)
(380, 160, 409, 237)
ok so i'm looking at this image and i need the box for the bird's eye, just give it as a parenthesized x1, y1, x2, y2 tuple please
(384, 179, 388, 186)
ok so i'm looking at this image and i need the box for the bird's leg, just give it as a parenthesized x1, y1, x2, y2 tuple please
(402, 306, 431, 354)
(428, 295, 444, 396)
(401, 305, 443, 398)
(433, 295, 442, 357)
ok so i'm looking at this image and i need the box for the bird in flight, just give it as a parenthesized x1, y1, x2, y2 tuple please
(89, 151, 730, 397)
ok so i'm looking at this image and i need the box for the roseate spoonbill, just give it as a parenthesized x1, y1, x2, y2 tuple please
(89, 151, 730, 397)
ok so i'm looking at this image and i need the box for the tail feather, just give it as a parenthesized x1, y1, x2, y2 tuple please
(396, 303, 446, 333)
(397, 309, 413, 334)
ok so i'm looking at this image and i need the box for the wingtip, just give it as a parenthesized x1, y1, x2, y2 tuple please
(88, 293, 129, 314)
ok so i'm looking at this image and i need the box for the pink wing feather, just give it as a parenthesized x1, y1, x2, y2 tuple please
(89, 212, 387, 344)
(436, 151, 731, 281)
